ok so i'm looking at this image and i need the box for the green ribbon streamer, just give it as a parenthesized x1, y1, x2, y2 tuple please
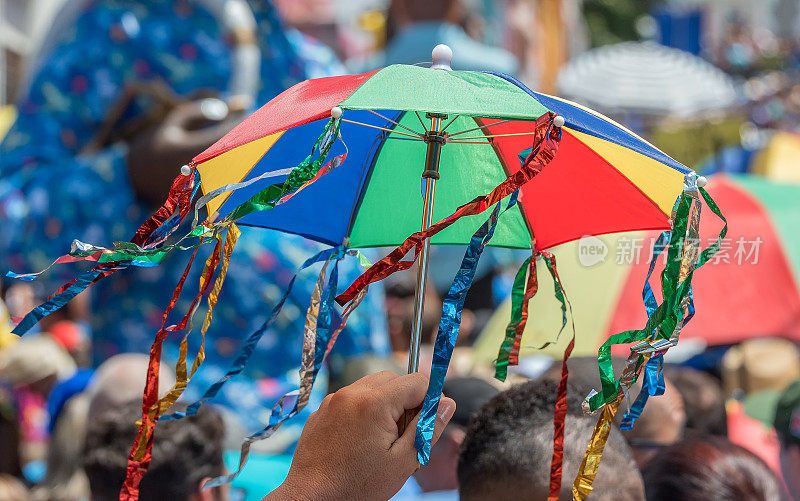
(225, 119, 339, 222)
(542, 254, 568, 334)
(588, 187, 727, 412)
(494, 256, 532, 381)
(69, 225, 212, 265)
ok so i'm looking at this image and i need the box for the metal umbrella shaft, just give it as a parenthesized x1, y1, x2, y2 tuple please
(408, 113, 446, 374)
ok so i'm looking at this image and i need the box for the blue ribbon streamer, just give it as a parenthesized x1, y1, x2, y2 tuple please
(204, 246, 347, 488)
(414, 192, 518, 465)
(163, 246, 338, 421)
(643, 231, 670, 317)
(12, 263, 128, 335)
(620, 353, 664, 430)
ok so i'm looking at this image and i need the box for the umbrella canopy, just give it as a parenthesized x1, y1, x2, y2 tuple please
(557, 41, 738, 118)
(474, 174, 800, 361)
(195, 64, 690, 252)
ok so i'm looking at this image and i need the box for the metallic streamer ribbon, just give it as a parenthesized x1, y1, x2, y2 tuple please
(10, 262, 126, 333)
(416, 192, 517, 464)
(162, 246, 339, 421)
(8, 116, 341, 341)
(620, 353, 664, 430)
(494, 252, 537, 382)
(131, 169, 198, 246)
(538, 251, 575, 501)
(572, 353, 649, 501)
(573, 176, 728, 500)
(205, 246, 349, 488)
(152, 224, 241, 418)
(191, 167, 294, 227)
(276, 153, 346, 205)
(335, 112, 559, 308)
(120, 234, 226, 500)
(224, 118, 340, 222)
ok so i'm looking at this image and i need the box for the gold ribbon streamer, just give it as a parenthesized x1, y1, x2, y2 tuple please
(572, 353, 650, 500)
(131, 224, 239, 458)
(156, 223, 240, 417)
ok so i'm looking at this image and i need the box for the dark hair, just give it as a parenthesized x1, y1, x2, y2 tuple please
(642, 437, 785, 501)
(83, 401, 225, 501)
(663, 366, 727, 438)
(458, 380, 644, 500)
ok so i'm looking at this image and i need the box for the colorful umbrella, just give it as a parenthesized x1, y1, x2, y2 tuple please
(475, 174, 800, 361)
(7, 46, 724, 500)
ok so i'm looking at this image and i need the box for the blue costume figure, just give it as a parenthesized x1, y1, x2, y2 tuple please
(0, 0, 389, 446)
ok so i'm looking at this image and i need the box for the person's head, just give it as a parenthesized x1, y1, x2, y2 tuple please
(773, 379, 800, 497)
(663, 365, 727, 439)
(86, 353, 176, 421)
(642, 437, 784, 501)
(458, 380, 644, 500)
(414, 376, 499, 492)
(83, 400, 226, 501)
(616, 375, 685, 468)
(0, 333, 76, 397)
(722, 338, 800, 396)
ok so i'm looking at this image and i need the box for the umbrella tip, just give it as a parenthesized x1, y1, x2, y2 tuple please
(331, 106, 343, 119)
(553, 115, 566, 127)
(180, 164, 192, 176)
(697, 175, 708, 188)
(431, 44, 453, 71)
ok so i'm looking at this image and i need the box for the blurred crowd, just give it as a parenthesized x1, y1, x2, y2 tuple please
(2, 0, 800, 500)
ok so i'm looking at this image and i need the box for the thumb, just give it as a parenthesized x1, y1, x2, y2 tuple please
(392, 396, 456, 470)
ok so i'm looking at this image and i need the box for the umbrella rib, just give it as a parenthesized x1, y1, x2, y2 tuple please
(341, 119, 425, 140)
(366, 109, 425, 136)
(440, 115, 459, 133)
(414, 112, 429, 133)
(446, 119, 512, 137)
(450, 131, 539, 141)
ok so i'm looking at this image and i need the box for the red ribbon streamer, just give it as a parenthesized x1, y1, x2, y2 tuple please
(543, 250, 575, 500)
(131, 170, 196, 247)
(335, 112, 558, 307)
(549, 336, 575, 500)
(120, 234, 222, 500)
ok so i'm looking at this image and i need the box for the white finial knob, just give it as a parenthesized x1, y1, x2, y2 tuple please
(553, 115, 565, 127)
(180, 164, 192, 176)
(331, 106, 343, 119)
(431, 44, 453, 71)
(697, 176, 707, 188)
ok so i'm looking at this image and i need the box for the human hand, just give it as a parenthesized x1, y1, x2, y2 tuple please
(266, 371, 456, 501)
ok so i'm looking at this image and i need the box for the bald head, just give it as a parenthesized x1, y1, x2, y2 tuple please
(87, 354, 176, 421)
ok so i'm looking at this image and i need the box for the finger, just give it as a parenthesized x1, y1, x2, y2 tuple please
(391, 396, 456, 470)
(382, 372, 430, 422)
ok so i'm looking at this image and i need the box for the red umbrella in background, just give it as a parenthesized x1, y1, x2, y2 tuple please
(476, 174, 800, 361)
